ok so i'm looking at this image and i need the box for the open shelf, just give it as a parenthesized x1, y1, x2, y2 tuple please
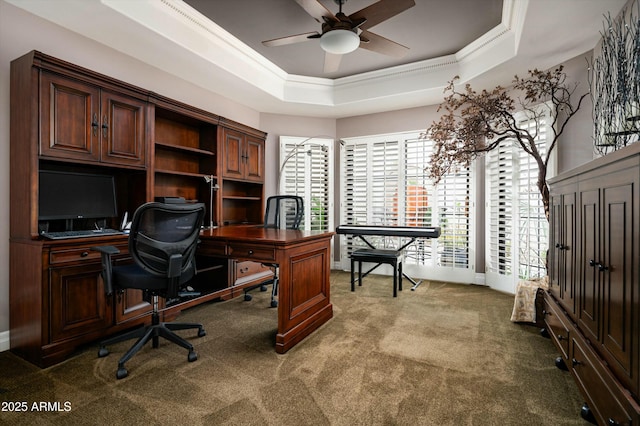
(155, 141, 215, 156)
(155, 169, 216, 179)
(222, 195, 261, 201)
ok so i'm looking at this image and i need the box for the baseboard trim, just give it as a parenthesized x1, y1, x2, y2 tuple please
(0, 330, 10, 352)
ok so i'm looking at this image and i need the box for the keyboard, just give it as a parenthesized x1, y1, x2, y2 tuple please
(41, 229, 125, 240)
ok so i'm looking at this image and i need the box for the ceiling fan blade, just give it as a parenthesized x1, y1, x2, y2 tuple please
(349, 0, 415, 31)
(295, 0, 338, 24)
(323, 52, 343, 73)
(359, 30, 409, 58)
(262, 31, 320, 47)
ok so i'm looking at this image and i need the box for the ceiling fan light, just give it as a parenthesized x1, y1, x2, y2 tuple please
(320, 30, 360, 55)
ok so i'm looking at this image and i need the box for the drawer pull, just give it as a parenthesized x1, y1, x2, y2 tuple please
(608, 418, 620, 426)
(248, 250, 253, 256)
(557, 335, 565, 341)
(571, 358, 581, 367)
(81, 251, 89, 257)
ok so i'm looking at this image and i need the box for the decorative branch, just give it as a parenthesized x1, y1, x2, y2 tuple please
(423, 67, 587, 221)
(589, 1, 640, 153)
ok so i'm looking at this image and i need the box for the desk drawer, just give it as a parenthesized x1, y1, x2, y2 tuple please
(571, 335, 637, 426)
(543, 296, 570, 360)
(49, 243, 127, 265)
(228, 244, 276, 261)
(197, 241, 227, 257)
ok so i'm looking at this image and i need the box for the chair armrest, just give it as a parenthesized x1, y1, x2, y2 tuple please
(91, 245, 121, 296)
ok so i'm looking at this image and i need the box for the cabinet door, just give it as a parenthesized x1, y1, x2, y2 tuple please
(578, 185, 600, 343)
(100, 90, 147, 167)
(49, 263, 112, 342)
(600, 172, 637, 391)
(222, 129, 244, 179)
(549, 191, 562, 299)
(549, 182, 576, 315)
(39, 72, 100, 162)
(245, 135, 265, 182)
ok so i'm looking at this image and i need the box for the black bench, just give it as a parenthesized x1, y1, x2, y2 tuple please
(350, 248, 403, 297)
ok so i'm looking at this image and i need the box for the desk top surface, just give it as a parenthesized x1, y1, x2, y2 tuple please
(200, 225, 334, 244)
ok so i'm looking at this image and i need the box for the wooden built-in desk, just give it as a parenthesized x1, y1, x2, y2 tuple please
(8, 50, 332, 366)
(199, 226, 334, 353)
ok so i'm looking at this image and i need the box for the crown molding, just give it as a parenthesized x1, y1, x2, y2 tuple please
(6, 0, 528, 113)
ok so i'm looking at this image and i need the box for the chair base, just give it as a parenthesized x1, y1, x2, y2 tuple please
(98, 317, 205, 379)
(243, 272, 279, 308)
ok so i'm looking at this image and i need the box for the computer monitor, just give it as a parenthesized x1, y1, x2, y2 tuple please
(39, 170, 118, 221)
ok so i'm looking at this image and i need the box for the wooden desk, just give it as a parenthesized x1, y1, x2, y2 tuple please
(199, 226, 334, 353)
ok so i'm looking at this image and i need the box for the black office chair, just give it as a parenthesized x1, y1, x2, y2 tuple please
(92, 202, 206, 379)
(243, 195, 304, 308)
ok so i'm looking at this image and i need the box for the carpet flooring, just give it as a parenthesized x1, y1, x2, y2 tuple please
(0, 271, 589, 425)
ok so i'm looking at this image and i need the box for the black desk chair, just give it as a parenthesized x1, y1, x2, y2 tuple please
(92, 202, 206, 379)
(244, 195, 304, 307)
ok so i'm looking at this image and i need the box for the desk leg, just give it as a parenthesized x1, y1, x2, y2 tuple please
(275, 239, 333, 353)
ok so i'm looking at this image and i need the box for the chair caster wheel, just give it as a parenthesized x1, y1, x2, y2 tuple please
(270, 300, 278, 308)
(188, 351, 197, 362)
(260, 285, 267, 292)
(244, 293, 252, 301)
(116, 367, 128, 380)
(198, 328, 206, 337)
(98, 347, 109, 358)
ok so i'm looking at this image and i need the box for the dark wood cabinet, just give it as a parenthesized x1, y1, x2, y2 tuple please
(9, 50, 269, 368)
(48, 262, 113, 343)
(221, 127, 264, 182)
(545, 142, 640, 425)
(39, 72, 147, 168)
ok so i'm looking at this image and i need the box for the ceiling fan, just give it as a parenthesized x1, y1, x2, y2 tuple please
(262, 0, 416, 73)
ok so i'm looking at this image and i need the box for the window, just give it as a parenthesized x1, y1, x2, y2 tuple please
(340, 132, 476, 283)
(279, 136, 334, 232)
(485, 107, 552, 293)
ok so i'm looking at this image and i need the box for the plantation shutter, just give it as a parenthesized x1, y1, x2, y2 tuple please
(343, 139, 400, 252)
(279, 137, 333, 232)
(485, 107, 551, 292)
(486, 141, 515, 277)
(517, 116, 548, 280)
(341, 132, 475, 283)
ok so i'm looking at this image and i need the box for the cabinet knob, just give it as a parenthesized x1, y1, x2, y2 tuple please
(91, 113, 99, 136)
(589, 260, 608, 271)
(608, 418, 620, 426)
(81, 251, 89, 257)
(571, 358, 581, 367)
(102, 115, 109, 138)
(557, 334, 564, 341)
(247, 250, 253, 256)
